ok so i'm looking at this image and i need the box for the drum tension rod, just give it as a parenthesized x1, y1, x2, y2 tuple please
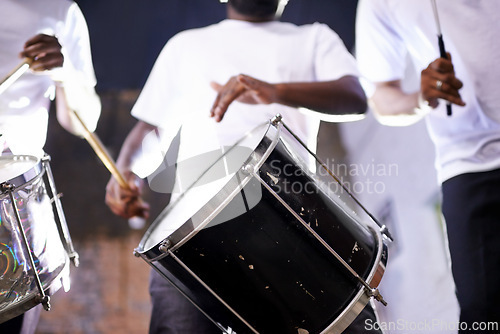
(279, 117, 394, 242)
(246, 167, 387, 306)
(0, 182, 52, 311)
(42, 155, 80, 268)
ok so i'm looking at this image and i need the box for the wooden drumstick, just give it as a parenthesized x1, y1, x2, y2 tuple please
(71, 110, 129, 189)
(71, 110, 147, 228)
(0, 58, 32, 95)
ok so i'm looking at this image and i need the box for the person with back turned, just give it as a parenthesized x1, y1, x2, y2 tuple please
(105, 0, 381, 333)
(356, 0, 500, 332)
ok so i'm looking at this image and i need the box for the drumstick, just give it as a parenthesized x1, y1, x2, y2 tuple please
(71, 110, 147, 228)
(0, 58, 32, 95)
(2, 58, 129, 188)
(431, 0, 452, 117)
(71, 110, 129, 188)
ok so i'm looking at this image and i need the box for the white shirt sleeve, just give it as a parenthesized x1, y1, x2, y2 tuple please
(313, 22, 360, 81)
(56, 2, 101, 132)
(355, 0, 408, 83)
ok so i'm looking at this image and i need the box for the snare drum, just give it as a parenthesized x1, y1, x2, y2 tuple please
(136, 116, 389, 334)
(0, 154, 77, 323)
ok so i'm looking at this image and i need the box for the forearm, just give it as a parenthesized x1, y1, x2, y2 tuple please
(371, 82, 419, 116)
(274, 76, 367, 115)
(368, 81, 426, 126)
(55, 82, 101, 135)
(116, 121, 158, 171)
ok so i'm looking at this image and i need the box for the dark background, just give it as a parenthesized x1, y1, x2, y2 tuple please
(75, 0, 358, 90)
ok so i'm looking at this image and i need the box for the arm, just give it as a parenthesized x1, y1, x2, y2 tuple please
(370, 80, 422, 126)
(20, 33, 101, 136)
(210, 74, 367, 122)
(371, 54, 465, 126)
(54, 79, 101, 136)
(105, 121, 156, 219)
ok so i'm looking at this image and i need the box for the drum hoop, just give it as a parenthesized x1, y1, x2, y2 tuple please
(0, 155, 42, 191)
(321, 225, 388, 333)
(137, 116, 390, 331)
(138, 120, 281, 256)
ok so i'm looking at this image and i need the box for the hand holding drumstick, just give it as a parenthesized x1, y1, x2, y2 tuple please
(104, 121, 155, 220)
(105, 169, 150, 219)
(420, 53, 466, 109)
(0, 34, 62, 95)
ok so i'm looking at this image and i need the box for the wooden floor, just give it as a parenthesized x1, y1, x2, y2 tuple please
(36, 233, 152, 334)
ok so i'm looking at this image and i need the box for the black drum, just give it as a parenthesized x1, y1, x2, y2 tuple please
(136, 116, 388, 334)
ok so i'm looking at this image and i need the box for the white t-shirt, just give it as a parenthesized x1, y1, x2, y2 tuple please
(0, 0, 97, 157)
(356, 0, 500, 183)
(131, 19, 360, 190)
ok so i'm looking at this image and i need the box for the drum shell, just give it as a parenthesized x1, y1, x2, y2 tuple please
(139, 123, 387, 334)
(0, 155, 70, 323)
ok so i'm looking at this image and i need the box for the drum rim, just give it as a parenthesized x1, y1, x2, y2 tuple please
(137, 117, 390, 332)
(321, 226, 388, 334)
(0, 155, 42, 190)
(138, 120, 280, 254)
(0, 257, 70, 324)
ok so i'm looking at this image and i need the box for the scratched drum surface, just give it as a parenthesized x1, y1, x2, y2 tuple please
(138, 121, 385, 333)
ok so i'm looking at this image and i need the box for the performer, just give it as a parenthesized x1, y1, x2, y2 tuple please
(0, 0, 100, 332)
(105, 0, 380, 333)
(0, 0, 100, 157)
(356, 0, 500, 331)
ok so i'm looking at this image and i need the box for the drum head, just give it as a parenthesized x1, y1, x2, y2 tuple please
(0, 155, 40, 187)
(139, 121, 276, 252)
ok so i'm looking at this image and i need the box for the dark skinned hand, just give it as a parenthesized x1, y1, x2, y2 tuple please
(20, 34, 64, 71)
(210, 74, 277, 122)
(421, 53, 466, 108)
(105, 171, 150, 219)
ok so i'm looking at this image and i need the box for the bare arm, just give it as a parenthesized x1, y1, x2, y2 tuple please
(105, 121, 156, 218)
(210, 74, 367, 122)
(20, 33, 101, 136)
(371, 80, 419, 116)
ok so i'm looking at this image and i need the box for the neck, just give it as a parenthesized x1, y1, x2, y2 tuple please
(226, 5, 276, 23)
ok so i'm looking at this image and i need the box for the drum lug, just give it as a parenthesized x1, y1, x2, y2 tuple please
(159, 239, 172, 253)
(37, 295, 51, 311)
(242, 164, 255, 175)
(367, 287, 387, 306)
(0, 182, 14, 194)
(271, 113, 283, 126)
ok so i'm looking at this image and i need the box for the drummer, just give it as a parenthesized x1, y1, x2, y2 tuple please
(104, 1, 380, 332)
(0, 0, 100, 332)
(0, 0, 101, 158)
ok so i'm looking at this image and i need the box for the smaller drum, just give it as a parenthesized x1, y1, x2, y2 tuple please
(136, 116, 389, 334)
(0, 154, 77, 323)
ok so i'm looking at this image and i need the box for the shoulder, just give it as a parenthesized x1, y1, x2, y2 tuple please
(170, 22, 221, 43)
(290, 22, 339, 38)
(44, 0, 76, 19)
(294, 22, 344, 46)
